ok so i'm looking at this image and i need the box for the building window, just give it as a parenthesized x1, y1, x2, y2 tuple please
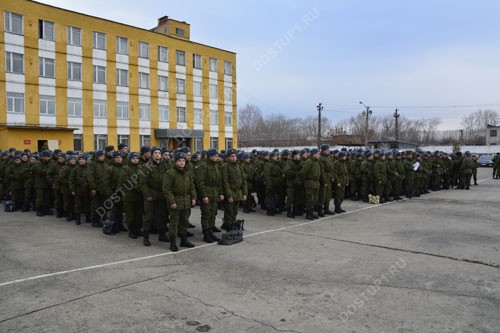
(93, 65, 106, 84)
(39, 57, 55, 78)
(225, 138, 233, 150)
(93, 100, 107, 118)
(158, 75, 168, 92)
(158, 46, 168, 62)
(193, 81, 202, 97)
(140, 135, 150, 147)
(6, 92, 24, 113)
(209, 84, 217, 99)
(6, 52, 23, 74)
(177, 107, 186, 123)
(68, 98, 82, 117)
(67, 62, 82, 81)
(39, 20, 54, 41)
(209, 58, 217, 72)
(116, 37, 128, 55)
(176, 50, 185, 66)
(139, 72, 150, 89)
(175, 27, 185, 36)
(116, 68, 128, 86)
(224, 61, 233, 75)
(94, 134, 107, 151)
(116, 101, 129, 119)
(159, 105, 169, 122)
(210, 137, 218, 150)
(93, 31, 106, 50)
(210, 109, 218, 125)
(194, 108, 203, 124)
(138, 42, 149, 58)
(224, 87, 233, 101)
(193, 54, 202, 69)
(74, 134, 83, 152)
(491, 130, 498, 137)
(40, 95, 56, 116)
(67, 26, 81, 46)
(139, 104, 150, 120)
(176, 78, 185, 94)
(194, 138, 203, 151)
(4, 12, 23, 35)
(225, 112, 233, 126)
(117, 135, 129, 147)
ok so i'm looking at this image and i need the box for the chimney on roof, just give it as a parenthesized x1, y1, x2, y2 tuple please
(158, 16, 169, 26)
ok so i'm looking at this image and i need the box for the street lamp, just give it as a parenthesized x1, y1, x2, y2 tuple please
(359, 101, 372, 148)
(317, 103, 323, 147)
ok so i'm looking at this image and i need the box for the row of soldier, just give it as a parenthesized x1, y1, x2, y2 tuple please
(0, 144, 483, 251)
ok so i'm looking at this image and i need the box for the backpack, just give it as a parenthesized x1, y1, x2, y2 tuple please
(103, 216, 117, 235)
(218, 219, 244, 245)
(4, 200, 15, 212)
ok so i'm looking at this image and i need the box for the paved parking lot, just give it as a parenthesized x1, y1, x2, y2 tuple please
(1, 168, 499, 333)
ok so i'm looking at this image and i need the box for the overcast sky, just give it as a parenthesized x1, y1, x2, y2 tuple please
(37, 0, 500, 130)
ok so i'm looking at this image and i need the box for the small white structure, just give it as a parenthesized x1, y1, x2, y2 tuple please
(486, 124, 500, 146)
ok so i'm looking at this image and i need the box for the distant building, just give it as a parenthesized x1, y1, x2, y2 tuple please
(368, 138, 417, 151)
(486, 124, 499, 145)
(1, 0, 236, 152)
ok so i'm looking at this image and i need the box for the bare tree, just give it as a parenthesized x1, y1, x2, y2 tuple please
(461, 109, 499, 144)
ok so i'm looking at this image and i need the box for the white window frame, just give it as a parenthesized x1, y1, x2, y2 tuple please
(40, 95, 56, 116)
(94, 134, 107, 151)
(159, 105, 169, 122)
(39, 57, 55, 78)
(177, 107, 186, 123)
(93, 65, 106, 84)
(193, 81, 202, 97)
(117, 135, 129, 147)
(176, 27, 185, 36)
(116, 68, 128, 86)
(139, 42, 149, 59)
(194, 108, 203, 124)
(224, 61, 233, 75)
(225, 138, 233, 150)
(74, 134, 83, 152)
(139, 72, 150, 89)
(209, 58, 217, 72)
(176, 78, 185, 94)
(193, 54, 202, 69)
(67, 98, 82, 117)
(210, 137, 219, 150)
(139, 103, 150, 120)
(176, 50, 185, 66)
(140, 135, 150, 147)
(224, 86, 232, 101)
(6, 92, 24, 113)
(93, 99, 107, 118)
(158, 75, 168, 92)
(225, 112, 233, 126)
(67, 26, 82, 46)
(39, 20, 54, 41)
(210, 109, 218, 125)
(67, 62, 82, 81)
(209, 84, 217, 99)
(116, 101, 129, 120)
(4, 12, 23, 35)
(93, 31, 106, 50)
(158, 46, 168, 63)
(6, 52, 23, 74)
(194, 138, 203, 151)
(116, 37, 128, 55)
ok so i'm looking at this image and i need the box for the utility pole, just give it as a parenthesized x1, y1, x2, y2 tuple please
(393, 108, 400, 141)
(359, 102, 372, 148)
(317, 103, 323, 147)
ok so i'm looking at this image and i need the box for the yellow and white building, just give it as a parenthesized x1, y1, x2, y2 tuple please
(0, 0, 237, 152)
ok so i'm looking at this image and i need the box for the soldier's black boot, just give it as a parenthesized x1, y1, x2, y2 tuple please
(180, 236, 195, 248)
(208, 229, 220, 242)
(334, 204, 342, 214)
(386, 195, 393, 202)
(203, 229, 214, 243)
(266, 209, 275, 216)
(74, 214, 81, 225)
(188, 223, 196, 229)
(306, 210, 315, 220)
(317, 205, 325, 217)
(158, 229, 170, 242)
(22, 205, 30, 212)
(56, 209, 63, 218)
(211, 226, 221, 233)
(44, 207, 53, 215)
(85, 214, 91, 223)
(91, 217, 103, 228)
(143, 232, 151, 246)
(66, 213, 72, 222)
(339, 205, 346, 213)
(324, 205, 335, 215)
(128, 227, 138, 239)
(286, 207, 295, 218)
(170, 237, 179, 252)
(36, 209, 45, 217)
(362, 196, 369, 203)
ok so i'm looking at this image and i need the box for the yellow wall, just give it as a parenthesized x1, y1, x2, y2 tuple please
(1, 0, 237, 151)
(0, 128, 74, 152)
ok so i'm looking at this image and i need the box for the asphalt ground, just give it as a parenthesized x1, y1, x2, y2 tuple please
(0, 167, 499, 333)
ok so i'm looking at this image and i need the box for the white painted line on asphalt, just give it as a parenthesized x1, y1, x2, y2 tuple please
(0, 177, 492, 287)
